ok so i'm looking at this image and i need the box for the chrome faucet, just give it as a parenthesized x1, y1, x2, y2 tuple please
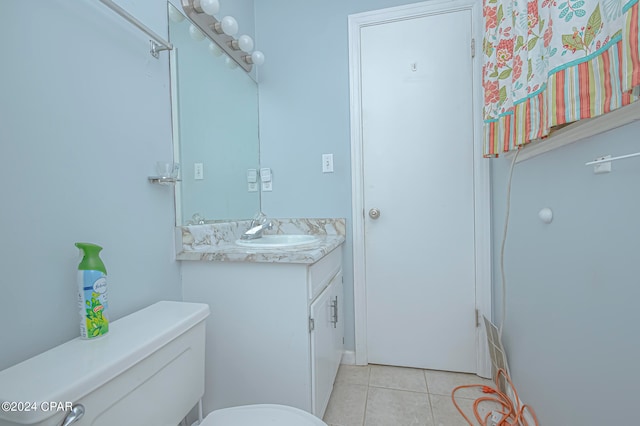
(240, 212, 273, 240)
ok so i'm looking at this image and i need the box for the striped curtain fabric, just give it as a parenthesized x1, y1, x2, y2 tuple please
(482, 0, 640, 157)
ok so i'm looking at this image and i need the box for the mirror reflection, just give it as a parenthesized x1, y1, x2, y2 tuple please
(168, 3, 260, 225)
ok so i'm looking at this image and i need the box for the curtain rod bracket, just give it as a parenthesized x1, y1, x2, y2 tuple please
(150, 41, 171, 59)
(585, 151, 640, 166)
(98, 0, 173, 59)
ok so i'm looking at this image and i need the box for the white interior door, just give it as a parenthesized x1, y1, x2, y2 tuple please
(361, 9, 477, 373)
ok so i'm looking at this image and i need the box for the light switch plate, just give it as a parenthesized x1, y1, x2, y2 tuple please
(322, 154, 334, 173)
(247, 168, 258, 183)
(194, 163, 204, 180)
(260, 168, 272, 182)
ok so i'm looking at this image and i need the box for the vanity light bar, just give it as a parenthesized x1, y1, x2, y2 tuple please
(181, 0, 253, 72)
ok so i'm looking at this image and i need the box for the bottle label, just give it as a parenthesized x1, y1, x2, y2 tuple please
(77, 270, 109, 339)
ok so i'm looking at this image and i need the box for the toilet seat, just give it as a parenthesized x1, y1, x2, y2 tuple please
(200, 404, 327, 425)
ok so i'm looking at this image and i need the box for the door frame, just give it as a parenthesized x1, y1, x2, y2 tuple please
(348, 0, 492, 377)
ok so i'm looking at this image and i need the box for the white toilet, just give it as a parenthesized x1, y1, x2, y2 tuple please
(201, 404, 326, 425)
(0, 301, 326, 426)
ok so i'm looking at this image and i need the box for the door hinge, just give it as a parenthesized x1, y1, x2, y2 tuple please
(471, 38, 476, 58)
(309, 317, 315, 332)
(475, 309, 480, 328)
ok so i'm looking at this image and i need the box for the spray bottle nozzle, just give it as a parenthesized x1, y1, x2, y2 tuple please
(75, 242, 107, 274)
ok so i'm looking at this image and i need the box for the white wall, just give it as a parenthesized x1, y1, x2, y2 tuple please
(0, 0, 181, 371)
(491, 121, 640, 424)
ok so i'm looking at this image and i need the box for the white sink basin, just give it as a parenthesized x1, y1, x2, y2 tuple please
(235, 234, 320, 248)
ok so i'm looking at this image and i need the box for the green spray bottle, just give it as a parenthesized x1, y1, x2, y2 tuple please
(75, 242, 109, 339)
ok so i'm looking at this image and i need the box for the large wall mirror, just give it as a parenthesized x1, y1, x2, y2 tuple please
(168, 3, 260, 225)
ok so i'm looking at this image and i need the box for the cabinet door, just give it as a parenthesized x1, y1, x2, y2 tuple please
(332, 270, 344, 371)
(310, 270, 343, 417)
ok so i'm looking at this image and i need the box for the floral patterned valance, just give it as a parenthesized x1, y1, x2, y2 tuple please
(483, 0, 640, 157)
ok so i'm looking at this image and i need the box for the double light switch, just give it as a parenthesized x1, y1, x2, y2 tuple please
(247, 169, 258, 192)
(260, 168, 272, 191)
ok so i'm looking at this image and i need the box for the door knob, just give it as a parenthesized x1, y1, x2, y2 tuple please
(368, 208, 381, 219)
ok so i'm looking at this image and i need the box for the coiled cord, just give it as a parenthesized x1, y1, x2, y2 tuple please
(451, 368, 539, 426)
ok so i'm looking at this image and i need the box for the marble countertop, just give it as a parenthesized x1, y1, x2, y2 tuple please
(176, 218, 345, 264)
(176, 235, 344, 264)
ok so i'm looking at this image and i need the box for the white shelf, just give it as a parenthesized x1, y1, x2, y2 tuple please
(148, 176, 181, 185)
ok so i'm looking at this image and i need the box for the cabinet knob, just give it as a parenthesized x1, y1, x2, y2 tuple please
(368, 208, 381, 219)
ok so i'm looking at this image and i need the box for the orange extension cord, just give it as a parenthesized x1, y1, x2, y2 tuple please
(451, 368, 539, 426)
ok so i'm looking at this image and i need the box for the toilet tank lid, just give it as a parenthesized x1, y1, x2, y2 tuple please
(0, 301, 209, 424)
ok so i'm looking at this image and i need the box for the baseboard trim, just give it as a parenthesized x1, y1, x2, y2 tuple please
(340, 350, 356, 365)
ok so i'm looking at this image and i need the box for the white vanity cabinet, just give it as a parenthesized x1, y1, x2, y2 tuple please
(181, 245, 344, 418)
(310, 266, 344, 416)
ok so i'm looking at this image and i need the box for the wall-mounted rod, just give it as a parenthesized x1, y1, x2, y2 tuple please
(98, 0, 173, 58)
(585, 152, 640, 166)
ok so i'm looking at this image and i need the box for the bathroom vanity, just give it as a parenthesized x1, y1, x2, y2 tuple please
(178, 219, 345, 418)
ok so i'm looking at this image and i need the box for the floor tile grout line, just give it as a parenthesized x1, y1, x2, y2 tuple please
(426, 391, 436, 426)
(423, 366, 435, 425)
(365, 385, 485, 399)
(367, 384, 429, 394)
(361, 383, 369, 426)
(424, 369, 431, 394)
(364, 368, 371, 426)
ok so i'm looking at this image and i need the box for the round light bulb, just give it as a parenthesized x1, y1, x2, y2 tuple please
(237, 35, 254, 52)
(250, 50, 265, 65)
(200, 0, 220, 16)
(189, 24, 205, 41)
(225, 56, 238, 69)
(168, 5, 185, 22)
(208, 42, 223, 57)
(220, 16, 238, 36)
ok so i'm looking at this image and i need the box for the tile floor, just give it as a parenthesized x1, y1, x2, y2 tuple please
(323, 364, 495, 426)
